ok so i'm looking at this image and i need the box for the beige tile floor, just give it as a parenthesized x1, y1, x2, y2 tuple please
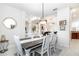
(60, 39, 79, 56)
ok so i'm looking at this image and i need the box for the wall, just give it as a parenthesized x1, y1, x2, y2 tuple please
(0, 4, 26, 55)
(71, 18, 79, 31)
(57, 7, 70, 48)
(45, 16, 58, 32)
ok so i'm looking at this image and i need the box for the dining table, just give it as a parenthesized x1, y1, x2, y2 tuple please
(20, 36, 45, 49)
(20, 36, 45, 55)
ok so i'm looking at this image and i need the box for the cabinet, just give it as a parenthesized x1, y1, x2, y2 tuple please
(77, 33, 79, 39)
(71, 31, 79, 39)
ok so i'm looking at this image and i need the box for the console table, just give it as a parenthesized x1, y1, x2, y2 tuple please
(71, 31, 79, 39)
(0, 40, 9, 53)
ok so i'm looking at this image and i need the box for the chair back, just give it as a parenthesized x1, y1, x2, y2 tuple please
(14, 35, 23, 56)
(41, 35, 51, 55)
(49, 33, 58, 55)
(50, 34, 57, 45)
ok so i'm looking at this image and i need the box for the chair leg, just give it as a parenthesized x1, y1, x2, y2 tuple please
(32, 51, 35, 56)
(47, 50, 49, 56)
(53, 47, 56, 53)
(41, 53, 43, 56)
(16, 53, 20, 56)
(25, 49, 31, 56)
(49, 48, 51, 56)
(50, 47, 55, 56)
(41, 51, 43, 56)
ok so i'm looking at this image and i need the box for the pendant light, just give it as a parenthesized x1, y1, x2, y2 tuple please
(41, 3, 44, 19)
(41, 3, 47, 22)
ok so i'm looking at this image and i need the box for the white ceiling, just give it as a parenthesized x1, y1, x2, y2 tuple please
(3, 3, 79, 17)
(71, 7, 79, 20)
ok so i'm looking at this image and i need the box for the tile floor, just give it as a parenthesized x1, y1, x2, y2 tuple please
(60, 39, 79, 56)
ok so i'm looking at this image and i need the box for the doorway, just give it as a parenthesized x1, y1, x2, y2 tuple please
(70, 7, 79, 40)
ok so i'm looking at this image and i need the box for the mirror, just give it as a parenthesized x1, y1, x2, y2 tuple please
(3, 17, 16, 29)
(39, 20, 47, 34)
(25, 21, 29, 33)
(32, 24, 37, 33)
(31, 20, 39, 33)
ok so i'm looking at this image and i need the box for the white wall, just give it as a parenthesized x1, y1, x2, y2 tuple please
(71, 18, 79, 31)
(0, 4, 26, 55)
(57, 7, 70, 48)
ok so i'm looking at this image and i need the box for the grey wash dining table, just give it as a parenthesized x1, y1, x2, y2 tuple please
(20, 36, 44, 49)
(20, 37, 45, 56)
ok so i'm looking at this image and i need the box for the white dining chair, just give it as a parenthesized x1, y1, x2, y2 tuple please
(0, 42, 3, 52)
(14, 35, 31, 56)
(49, 33, 58, 55)
(34, 35, 50, 56)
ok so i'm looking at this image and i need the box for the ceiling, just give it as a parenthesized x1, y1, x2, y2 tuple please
(71, 7, 79, 21)
(2, 3, 79, 17)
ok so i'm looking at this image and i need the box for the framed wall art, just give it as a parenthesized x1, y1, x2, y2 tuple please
(59, 20, 66, 30)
